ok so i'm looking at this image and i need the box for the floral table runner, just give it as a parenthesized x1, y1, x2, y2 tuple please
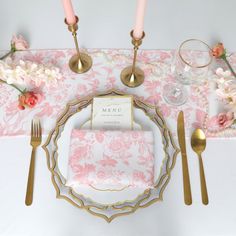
(0, 49, 235, 138)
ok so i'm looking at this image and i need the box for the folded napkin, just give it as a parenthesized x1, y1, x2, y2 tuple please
(66, 130, 155, 190)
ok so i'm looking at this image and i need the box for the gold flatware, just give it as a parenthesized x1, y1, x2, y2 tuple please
(177, 111, 192, 205)
(25, 119, 42, 206)
(191, 128, 208, 205)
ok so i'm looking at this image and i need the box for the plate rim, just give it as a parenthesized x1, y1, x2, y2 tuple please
(42, 89, 179, 222)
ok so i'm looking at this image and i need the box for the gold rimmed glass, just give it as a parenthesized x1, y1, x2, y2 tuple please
(163, 39, 212, 106)
(176, 39, 212, 85)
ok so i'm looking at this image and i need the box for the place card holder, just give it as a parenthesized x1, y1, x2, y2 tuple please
(91, 95, 134, 130)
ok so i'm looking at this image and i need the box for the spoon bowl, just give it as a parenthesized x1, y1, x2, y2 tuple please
(191, 128, 206, 155)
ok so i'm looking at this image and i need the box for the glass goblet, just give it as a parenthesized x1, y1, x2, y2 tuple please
(163, 39, 212, 106)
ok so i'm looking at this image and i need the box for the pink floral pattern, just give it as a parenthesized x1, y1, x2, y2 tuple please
(66, 130, 154, 189)
(0, 48, 229, 137)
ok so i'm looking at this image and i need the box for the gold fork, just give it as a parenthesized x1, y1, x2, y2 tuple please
(25, 119, 42, 206)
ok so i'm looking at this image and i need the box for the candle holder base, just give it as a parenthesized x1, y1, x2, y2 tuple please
(120, 66, 144, 88)
(69, 53, 92, 74)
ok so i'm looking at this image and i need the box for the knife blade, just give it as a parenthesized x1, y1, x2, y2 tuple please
(177, 111, 192, 205)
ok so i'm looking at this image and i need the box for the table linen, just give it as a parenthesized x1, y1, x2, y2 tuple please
(1, 49, 236, 235)
(0, 48, 221, 137)
(66, 129, 154, 190)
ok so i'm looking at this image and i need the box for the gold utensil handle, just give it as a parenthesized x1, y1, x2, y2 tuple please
(182, 152, 192, 205)
(198, 155, 209, 205)
(25, 148, 36, 206)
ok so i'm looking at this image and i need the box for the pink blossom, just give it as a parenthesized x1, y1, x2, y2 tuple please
(18, 91, 42, 110)
(217, 112, 234, 128)
(11, 35, 29, 51)
(212, 43, 225, 58)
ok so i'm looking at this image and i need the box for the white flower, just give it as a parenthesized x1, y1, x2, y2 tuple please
(215, 67, 236, 109)
(216, 67, 231, 78)
(0, 59, 62, 87)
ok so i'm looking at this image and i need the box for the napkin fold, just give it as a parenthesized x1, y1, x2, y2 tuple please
(66, 130, 155, 191)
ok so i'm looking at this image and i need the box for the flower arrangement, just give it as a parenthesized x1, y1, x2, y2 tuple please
(212, 43, 236, 129)
(215, 67, 236, 128)
(212, 43, 236, 79)
(0, 35, 62, 110)
(0, 59, 62, 110)
(0, 35, 29, 60)
(0, 58, 63, 88)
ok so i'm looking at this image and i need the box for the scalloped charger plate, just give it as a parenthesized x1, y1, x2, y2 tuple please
(43, 90, 179, 222)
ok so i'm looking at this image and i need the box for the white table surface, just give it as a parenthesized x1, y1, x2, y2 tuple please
(1, 0, 236, 51)
(1, 134, 236, 236)
(1, 0, 236, 234)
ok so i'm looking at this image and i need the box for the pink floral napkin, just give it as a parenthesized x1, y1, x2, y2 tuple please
(66, 130, 155, 190)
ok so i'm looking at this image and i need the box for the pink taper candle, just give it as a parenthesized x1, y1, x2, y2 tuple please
(62, 0, 76, 25)
(133, 0, 147, 39)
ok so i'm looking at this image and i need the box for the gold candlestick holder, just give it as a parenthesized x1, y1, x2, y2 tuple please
(120, 30, 145, 88)
(65, 16, 92, 74)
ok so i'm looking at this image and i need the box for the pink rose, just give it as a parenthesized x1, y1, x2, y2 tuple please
(212, 43, 225, 58)
(11, 35, 29, 51)
(18, 91, 42, 110)
(217, 112, 234, 128)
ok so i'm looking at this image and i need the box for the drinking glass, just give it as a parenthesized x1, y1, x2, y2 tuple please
(163, 39, 212, 106)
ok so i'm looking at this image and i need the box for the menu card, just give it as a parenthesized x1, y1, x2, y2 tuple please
(91, 96, 133, 130)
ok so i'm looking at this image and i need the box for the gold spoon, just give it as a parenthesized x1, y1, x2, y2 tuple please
(191, 128, 209, 205)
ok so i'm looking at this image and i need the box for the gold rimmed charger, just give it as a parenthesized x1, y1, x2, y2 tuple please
(43, 89, 179, 222)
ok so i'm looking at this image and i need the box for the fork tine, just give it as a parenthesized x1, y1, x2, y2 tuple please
(36, 120, 39, 138)
(30, 119, 42, 142)
(31, 120, 34, 137)
(34, 120, 37, 138)
(37, 120, 40, 138)
(38, 120, 42, 137)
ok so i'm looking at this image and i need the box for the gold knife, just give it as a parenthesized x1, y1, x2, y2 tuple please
(177, 111, 192, 205)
